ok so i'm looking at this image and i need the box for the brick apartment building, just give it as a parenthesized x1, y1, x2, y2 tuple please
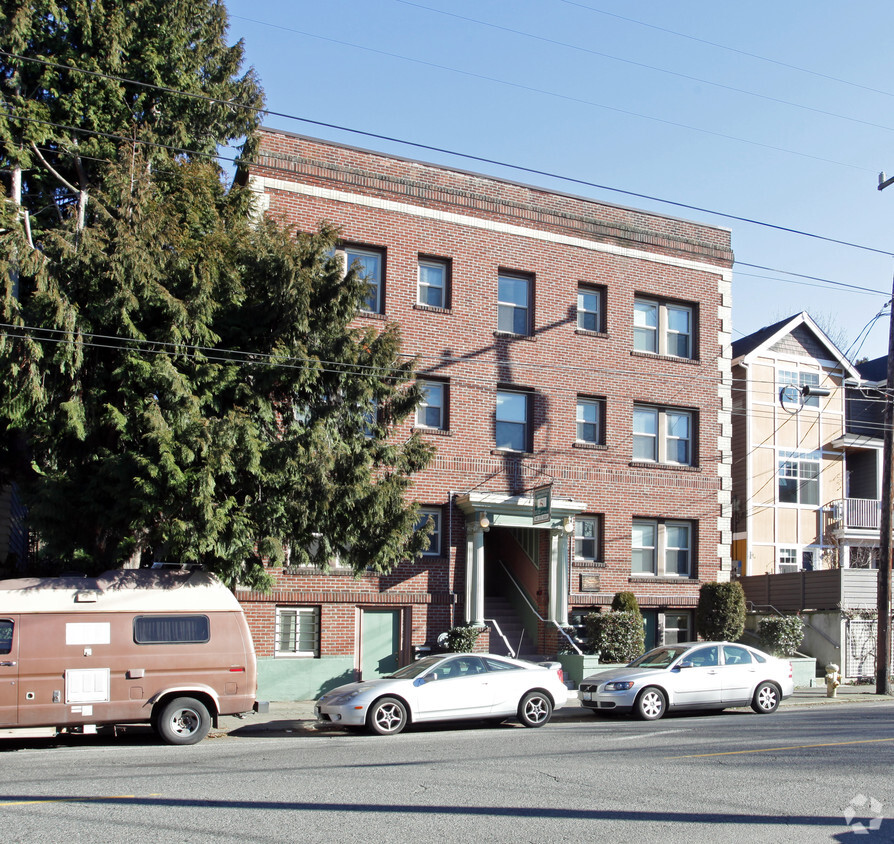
(238, 128, 734, 700)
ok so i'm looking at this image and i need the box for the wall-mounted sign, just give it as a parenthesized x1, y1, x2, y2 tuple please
(532, 484, 552, 525)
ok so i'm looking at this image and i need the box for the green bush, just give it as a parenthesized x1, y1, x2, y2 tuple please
(696, 581, 746, 641)
(610, 591, 642, 617)
(586, 611, 644, 663)
(444, 624, 483, 652)
(758, 616, 804, 656)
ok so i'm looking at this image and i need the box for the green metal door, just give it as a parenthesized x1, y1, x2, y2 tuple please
(361, 610, 401, 679)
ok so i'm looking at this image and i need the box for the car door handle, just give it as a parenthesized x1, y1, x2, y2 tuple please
(0, 661, 16, 667)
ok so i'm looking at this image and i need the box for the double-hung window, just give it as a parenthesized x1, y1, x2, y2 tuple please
(633, 297, 694, 359)
(495, 389, 530, 452)
(344, 246, 384, 314)
(574, 516, 602, 564)
(778, 450, 820, 505)
(632, 519, 693, 577)
(418, 257, 448, 309)
(415, 507, 442, 556)
(633, 405, 693, 465)
(498, 272, 531, 335)
(577, 284, 605, 333)
(778, 368, 821, 409)
(275, 607, 320, 657)
(416, 379, 447, 430)
(576, 397, 605, 445)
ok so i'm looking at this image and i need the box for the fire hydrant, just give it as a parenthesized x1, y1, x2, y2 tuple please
(825, 663, 841, 698)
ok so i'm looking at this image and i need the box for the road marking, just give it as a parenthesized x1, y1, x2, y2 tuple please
(667, 737, 894, 759)
(611, 730, 690, 741)
(0, 794, 160, 806)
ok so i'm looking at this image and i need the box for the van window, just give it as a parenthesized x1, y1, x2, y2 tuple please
(134, 615, 210, 644)
(0, 619, 12, 655)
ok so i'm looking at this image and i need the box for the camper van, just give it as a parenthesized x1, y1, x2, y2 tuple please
(0, 568, 263, 744)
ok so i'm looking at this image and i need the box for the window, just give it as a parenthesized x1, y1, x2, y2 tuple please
(662, 613, 691, 645)
(778, 548, 798, 574)
(633, 297, 694, 358)
(134, 615, 210, 644)
(779, 368, 821, 409)
(723, 644, 753, 666)
(275, 607, 320, 657)
(415, 507, 442, 556)
(416, 380, 447, 430)
(633, 405, 693, 465)
(574, 516, 602, 563)
(418, 257, 448, 309)
(495, 389, 530, 452)
(778, 450, 820, 505)
(0, 619, 12, 655)
(576, 397, 605, 445)
(498, 272, 531, 335)
(344, 246, 384, 314)
(632, 519, 693, 577)
(577, 284, 605, 333)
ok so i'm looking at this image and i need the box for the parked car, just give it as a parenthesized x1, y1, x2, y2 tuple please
(579, 641, 794, 721)
(316, 653, 568, 735)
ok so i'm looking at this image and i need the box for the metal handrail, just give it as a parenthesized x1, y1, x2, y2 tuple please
(483, 617, 515, 658)
(496, 559, 583, 656)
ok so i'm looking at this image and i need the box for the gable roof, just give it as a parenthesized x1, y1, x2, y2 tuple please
(856, 355, 888, 384)
(731, 311, 861, 379)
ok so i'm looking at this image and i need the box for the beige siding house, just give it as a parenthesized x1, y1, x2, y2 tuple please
(731, 313, 861, 577)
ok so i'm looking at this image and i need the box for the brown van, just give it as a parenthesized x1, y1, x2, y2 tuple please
(0, 568, 263, 744)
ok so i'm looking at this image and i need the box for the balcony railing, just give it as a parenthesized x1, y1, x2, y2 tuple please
(830, 498, 881, 531)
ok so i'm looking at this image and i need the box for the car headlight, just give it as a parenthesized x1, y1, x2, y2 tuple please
(604, 681, 635, 691)
(332, 690, 363, 705)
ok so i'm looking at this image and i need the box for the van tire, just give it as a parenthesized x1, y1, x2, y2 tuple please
(156, 697, 211, 745)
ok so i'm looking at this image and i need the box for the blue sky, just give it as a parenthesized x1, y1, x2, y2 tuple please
(223, 0, 894, 362)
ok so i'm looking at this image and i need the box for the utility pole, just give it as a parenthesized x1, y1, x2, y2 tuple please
(874, 173, 893, 695)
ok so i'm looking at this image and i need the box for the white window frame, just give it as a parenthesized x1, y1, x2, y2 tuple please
(418, 257, 448, 309)
(632, 519, 693, 577)
(416, 507, 442, 556)
(577, 284, 604, 333)
(778, 450, 820, 506)
(495, 389, 530, 452)
(416, 380, 447, 430)
(343, 246, 384, 314)
(275, 606, 320, 658)
(497, 272, 531, 335)
(576, 397, 604, 445)
(777, 547, 799, 574)
(778, 368, 821, 409)
(633, 297, 694, 359)
(633, 405, 693, 465)
(661, 611, 691, 645)
(574, 516, 601, 563)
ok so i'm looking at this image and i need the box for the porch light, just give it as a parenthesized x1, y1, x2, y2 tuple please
(562, 517, 574, 534)
(479, 512, 491, 531)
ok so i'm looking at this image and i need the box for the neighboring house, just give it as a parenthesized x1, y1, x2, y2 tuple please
(239, 128, 734, 700)
(730, 313, 861, 577)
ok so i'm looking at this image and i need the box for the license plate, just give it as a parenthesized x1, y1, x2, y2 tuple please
(582, 692, 592, 701)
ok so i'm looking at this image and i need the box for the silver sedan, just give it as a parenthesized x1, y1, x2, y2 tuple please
(579, 641, 794, 720)
(316, 653, 569, 735)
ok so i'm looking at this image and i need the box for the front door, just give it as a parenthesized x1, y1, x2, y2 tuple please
(0, 617, 19, 726)
(360, 610, 401, 680)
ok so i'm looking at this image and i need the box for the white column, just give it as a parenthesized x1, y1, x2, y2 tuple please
(556, 530, 570, 627)
(465, 523, 486, 626)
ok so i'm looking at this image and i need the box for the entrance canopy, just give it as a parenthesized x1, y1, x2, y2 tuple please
(455, 491, 586, 531)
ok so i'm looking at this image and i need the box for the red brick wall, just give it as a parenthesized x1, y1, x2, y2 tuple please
(240, 128, 732, 660)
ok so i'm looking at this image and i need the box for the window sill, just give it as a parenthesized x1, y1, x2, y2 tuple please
(493, 330, 536, 342)
(628, 575, 697, 583)
(414, 303, 452, 315)
(629, 461, 700, 472)
(630, 350, 699, 365)
(358, 310, 387, 321)
(573, 441, 607, 451)
(491, 448, 534, 458)
(575, 328, 608, 339)
(574, 560, 606, 568)
(273, 653, 320, 659)
(414, 427, 451, 437)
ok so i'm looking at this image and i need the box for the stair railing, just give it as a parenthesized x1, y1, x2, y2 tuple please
(483, 617, 515, 658)
(497, 559, 583, 656)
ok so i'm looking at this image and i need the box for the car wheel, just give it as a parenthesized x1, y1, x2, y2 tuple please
(751, 682, 780, 714)
(517, 690, 553, 727)
(635, 686, 666, 721)
(367, 697, 408, 735)
(156, 697, 211, 745)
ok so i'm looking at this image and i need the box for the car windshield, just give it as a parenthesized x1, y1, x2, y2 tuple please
(628, 646, 691, 669)
(386, 656, 444, 679)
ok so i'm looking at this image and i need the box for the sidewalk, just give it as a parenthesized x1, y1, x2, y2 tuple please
(214, 683, 890, 738)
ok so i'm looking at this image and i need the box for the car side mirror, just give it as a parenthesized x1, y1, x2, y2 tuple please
(677, 660, 694, 670)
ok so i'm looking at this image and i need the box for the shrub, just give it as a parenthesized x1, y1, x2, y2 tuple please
(586, 611, 644, 663)
(758, 616, 804, 656)
(444, 624, 483, 652)
(696, 581, 746, 641)
(610, 591, 642, 617)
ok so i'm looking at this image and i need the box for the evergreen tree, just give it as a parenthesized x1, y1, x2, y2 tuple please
(0, 2, 434, 586)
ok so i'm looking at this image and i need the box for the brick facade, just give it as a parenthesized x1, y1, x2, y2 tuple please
(239, 128, 734, 693)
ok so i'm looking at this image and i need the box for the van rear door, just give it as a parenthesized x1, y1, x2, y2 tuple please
(0, 617, 18, 726)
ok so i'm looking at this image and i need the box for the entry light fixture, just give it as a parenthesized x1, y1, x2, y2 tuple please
(562, 517, 574, 534)
(479, 512, 491, 531)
